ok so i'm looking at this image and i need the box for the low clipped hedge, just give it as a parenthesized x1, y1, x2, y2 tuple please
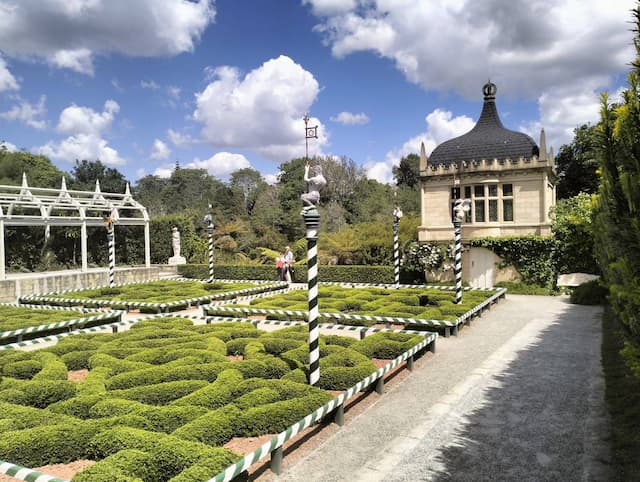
(179, 263, 394, 284)
(0, 317, 426, 480)
(570, 279, 609, 305)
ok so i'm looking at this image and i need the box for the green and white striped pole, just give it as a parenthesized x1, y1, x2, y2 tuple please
(303, 208, 320, 385)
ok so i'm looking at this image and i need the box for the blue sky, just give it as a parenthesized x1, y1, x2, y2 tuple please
(0, 0, 634, 186)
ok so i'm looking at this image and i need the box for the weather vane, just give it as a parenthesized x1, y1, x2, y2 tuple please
(303, 113, 318, 161)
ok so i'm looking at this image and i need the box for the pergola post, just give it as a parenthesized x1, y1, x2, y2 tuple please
(144, 222, 151, 268)
(0, 219, 5, 280)
(81, 221, 88, 272)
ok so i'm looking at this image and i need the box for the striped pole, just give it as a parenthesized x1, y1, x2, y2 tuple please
(204, 210, 214, 283)
(392, 209, 401, 285)
(303, 208, 320, 385)
(453, 218, 462, 304)
(107, 225, 115, 288)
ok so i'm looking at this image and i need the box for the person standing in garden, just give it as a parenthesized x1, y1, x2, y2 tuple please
(283, 246, 294, 282)
(276, 254, 285, 281)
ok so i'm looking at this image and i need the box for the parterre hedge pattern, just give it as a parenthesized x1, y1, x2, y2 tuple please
(208, 285, 491, 326)
(0, 306, 102, 332)
(0, 317, 424, 481)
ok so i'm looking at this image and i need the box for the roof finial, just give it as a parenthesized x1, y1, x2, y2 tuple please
(483, 80, 497, 101)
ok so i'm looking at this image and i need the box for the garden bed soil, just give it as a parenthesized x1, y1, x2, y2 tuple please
(67, 369, 89, 383)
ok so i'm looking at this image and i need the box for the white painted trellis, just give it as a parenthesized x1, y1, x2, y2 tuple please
(0, 172, 150, 280)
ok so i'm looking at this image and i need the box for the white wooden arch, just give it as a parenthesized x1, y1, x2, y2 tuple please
(0, 173, 150, 279)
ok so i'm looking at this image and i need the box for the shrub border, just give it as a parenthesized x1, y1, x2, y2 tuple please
(0, 303, 123, 344)
(203, 285, 506, 337)
(17, 278, 288, 312)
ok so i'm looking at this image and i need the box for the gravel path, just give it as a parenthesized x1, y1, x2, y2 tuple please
(274, 294, 610, 482)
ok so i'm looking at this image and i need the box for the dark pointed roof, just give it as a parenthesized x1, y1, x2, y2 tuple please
(429, 82, 539, 167)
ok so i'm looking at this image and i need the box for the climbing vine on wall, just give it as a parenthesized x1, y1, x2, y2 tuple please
(468, 235, 557, 288)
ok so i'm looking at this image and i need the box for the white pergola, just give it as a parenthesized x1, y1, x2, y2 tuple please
(0, 173, 150, 279)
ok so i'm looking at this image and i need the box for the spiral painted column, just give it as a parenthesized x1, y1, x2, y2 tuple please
(453, 218, 462, 304)
(303, 208, 321, 385)
(392, 209, 401, 285)
(107, 226, 115, 288)
(207, 224, 214, 283)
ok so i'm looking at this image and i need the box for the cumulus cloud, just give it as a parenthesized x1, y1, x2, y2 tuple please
(0, 0, 215, 75)
(365, 108, 474, 183)
(306, 0, 632, 99)
(38, 133, 126, 165)
(0, 95, 47, 129)
(154, 152, 250, 179)
(37, 99, 125, 165)
(330, 111, 369, 125)
(57, 99, 119, 135)
(167, 128, 198, 147)
(193, 55, 327, 161)
(150, 139, 171, 160)
(0, 140, 18, 152)
(0, 56, 18, 91)
(141, 80, 160, 90)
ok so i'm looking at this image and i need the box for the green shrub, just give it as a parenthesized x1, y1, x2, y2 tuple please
(281, 369, 307, 384)
(2, 359, 42, 379)
(88, 426, 163, 459)
(172, 404, 242, 446)
(61, 350, 95, 370)
(48, 394, 104, 419)
(32, 352, 68, 381)
(316, 364, 376, 390)
(109, 380, 209, 405)
(171, 369, 243, 408)
(236, 392, 332, 436)
(0, 388, 27, 404)
(73, 450, 148, 482)
(77, 366, 110, 395)
(258, 337, 304, 355)
(495, 281, 557, 295)
(0, 423, 94, 467)
(0, 402, 76, 431)
(167, 454, 244, 482)
(225, 337, 254, 355)
(353, 332, 424, 359)
(570, 279, 609, 305)
(233, 387, 281, 410)
(89, 353, 151, 375)
(322, 335, 357, 348)
(106, 363, 223, 390)
(21, 379, 77, 408)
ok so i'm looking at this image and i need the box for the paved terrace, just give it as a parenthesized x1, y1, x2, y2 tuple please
(269, 294, 610, 482)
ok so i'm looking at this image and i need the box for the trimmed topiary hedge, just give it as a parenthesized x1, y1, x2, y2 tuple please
(178, 263, 394, 284)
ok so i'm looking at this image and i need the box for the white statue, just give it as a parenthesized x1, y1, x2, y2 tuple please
(168, 226, 186, 265)
(301, 162, 326, 214)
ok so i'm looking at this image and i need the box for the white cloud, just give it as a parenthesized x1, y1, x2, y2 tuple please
(150, 138, 170, 160)
(141, 80, 160, 90)
(154, 152, 251, 179)
(330, 111, 369, 125)
(193, 55, 327, 161)
(365, 108, 474, 183)
(307, 1, 632, 100)
(167, 128, 197, 147)
(0, 140, 18, 152)
(135, 168, 146, 179)
(57, 99, 119, 136)
(0, 56, 18, 91)
(38, 133, 126, 165)
(263, 173, 279, 185)
(111, 78, 123, 92)
(187, 152, 251, 179)
(37, 99, 125, 165)
(0, 0, 215, 75)
(51, 48, 93, 75)
(0, 95, 47, 129)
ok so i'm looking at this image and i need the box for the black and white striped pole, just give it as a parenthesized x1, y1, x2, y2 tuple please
(103, 212, 116, 288)
(204, 208, 214, 283)
(303, 209, 320, 385)
(392, 206, 403, 285)
(453, 199, 470, 304)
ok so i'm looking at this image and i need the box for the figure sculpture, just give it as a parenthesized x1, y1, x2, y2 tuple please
(301, 162, 326, 214)
(168, 226, 186, 265)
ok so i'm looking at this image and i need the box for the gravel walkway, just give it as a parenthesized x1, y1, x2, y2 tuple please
(274, 294, 610, 482)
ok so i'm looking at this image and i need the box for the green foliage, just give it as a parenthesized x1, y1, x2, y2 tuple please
(352, 332, 424, 359)
(469, 235, 557, 288)
(494, 281, 557, 296)
(570, 280, 608, 305)
(592, 19, 640, 336)
(401, 242, 446, 273)
(0, 305, 103, 332)
(551, 193, 599, 275)
(555, 124, 600, 199)
(179, 263, 394, 283)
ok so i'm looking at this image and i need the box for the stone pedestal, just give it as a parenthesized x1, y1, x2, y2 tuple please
(168, 256, 186, 265)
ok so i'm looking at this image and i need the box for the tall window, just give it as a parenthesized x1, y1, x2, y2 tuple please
(451, 183, 514, 223)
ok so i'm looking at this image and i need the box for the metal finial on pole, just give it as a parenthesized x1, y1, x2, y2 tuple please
(204, 205, 214, 283)
(103, 211, 116, 288)
(303, 113, 318, 161)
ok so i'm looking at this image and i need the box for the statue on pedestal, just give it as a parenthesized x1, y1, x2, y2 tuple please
(168, 226, 186, 265)
(301, 162, 326, 214)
